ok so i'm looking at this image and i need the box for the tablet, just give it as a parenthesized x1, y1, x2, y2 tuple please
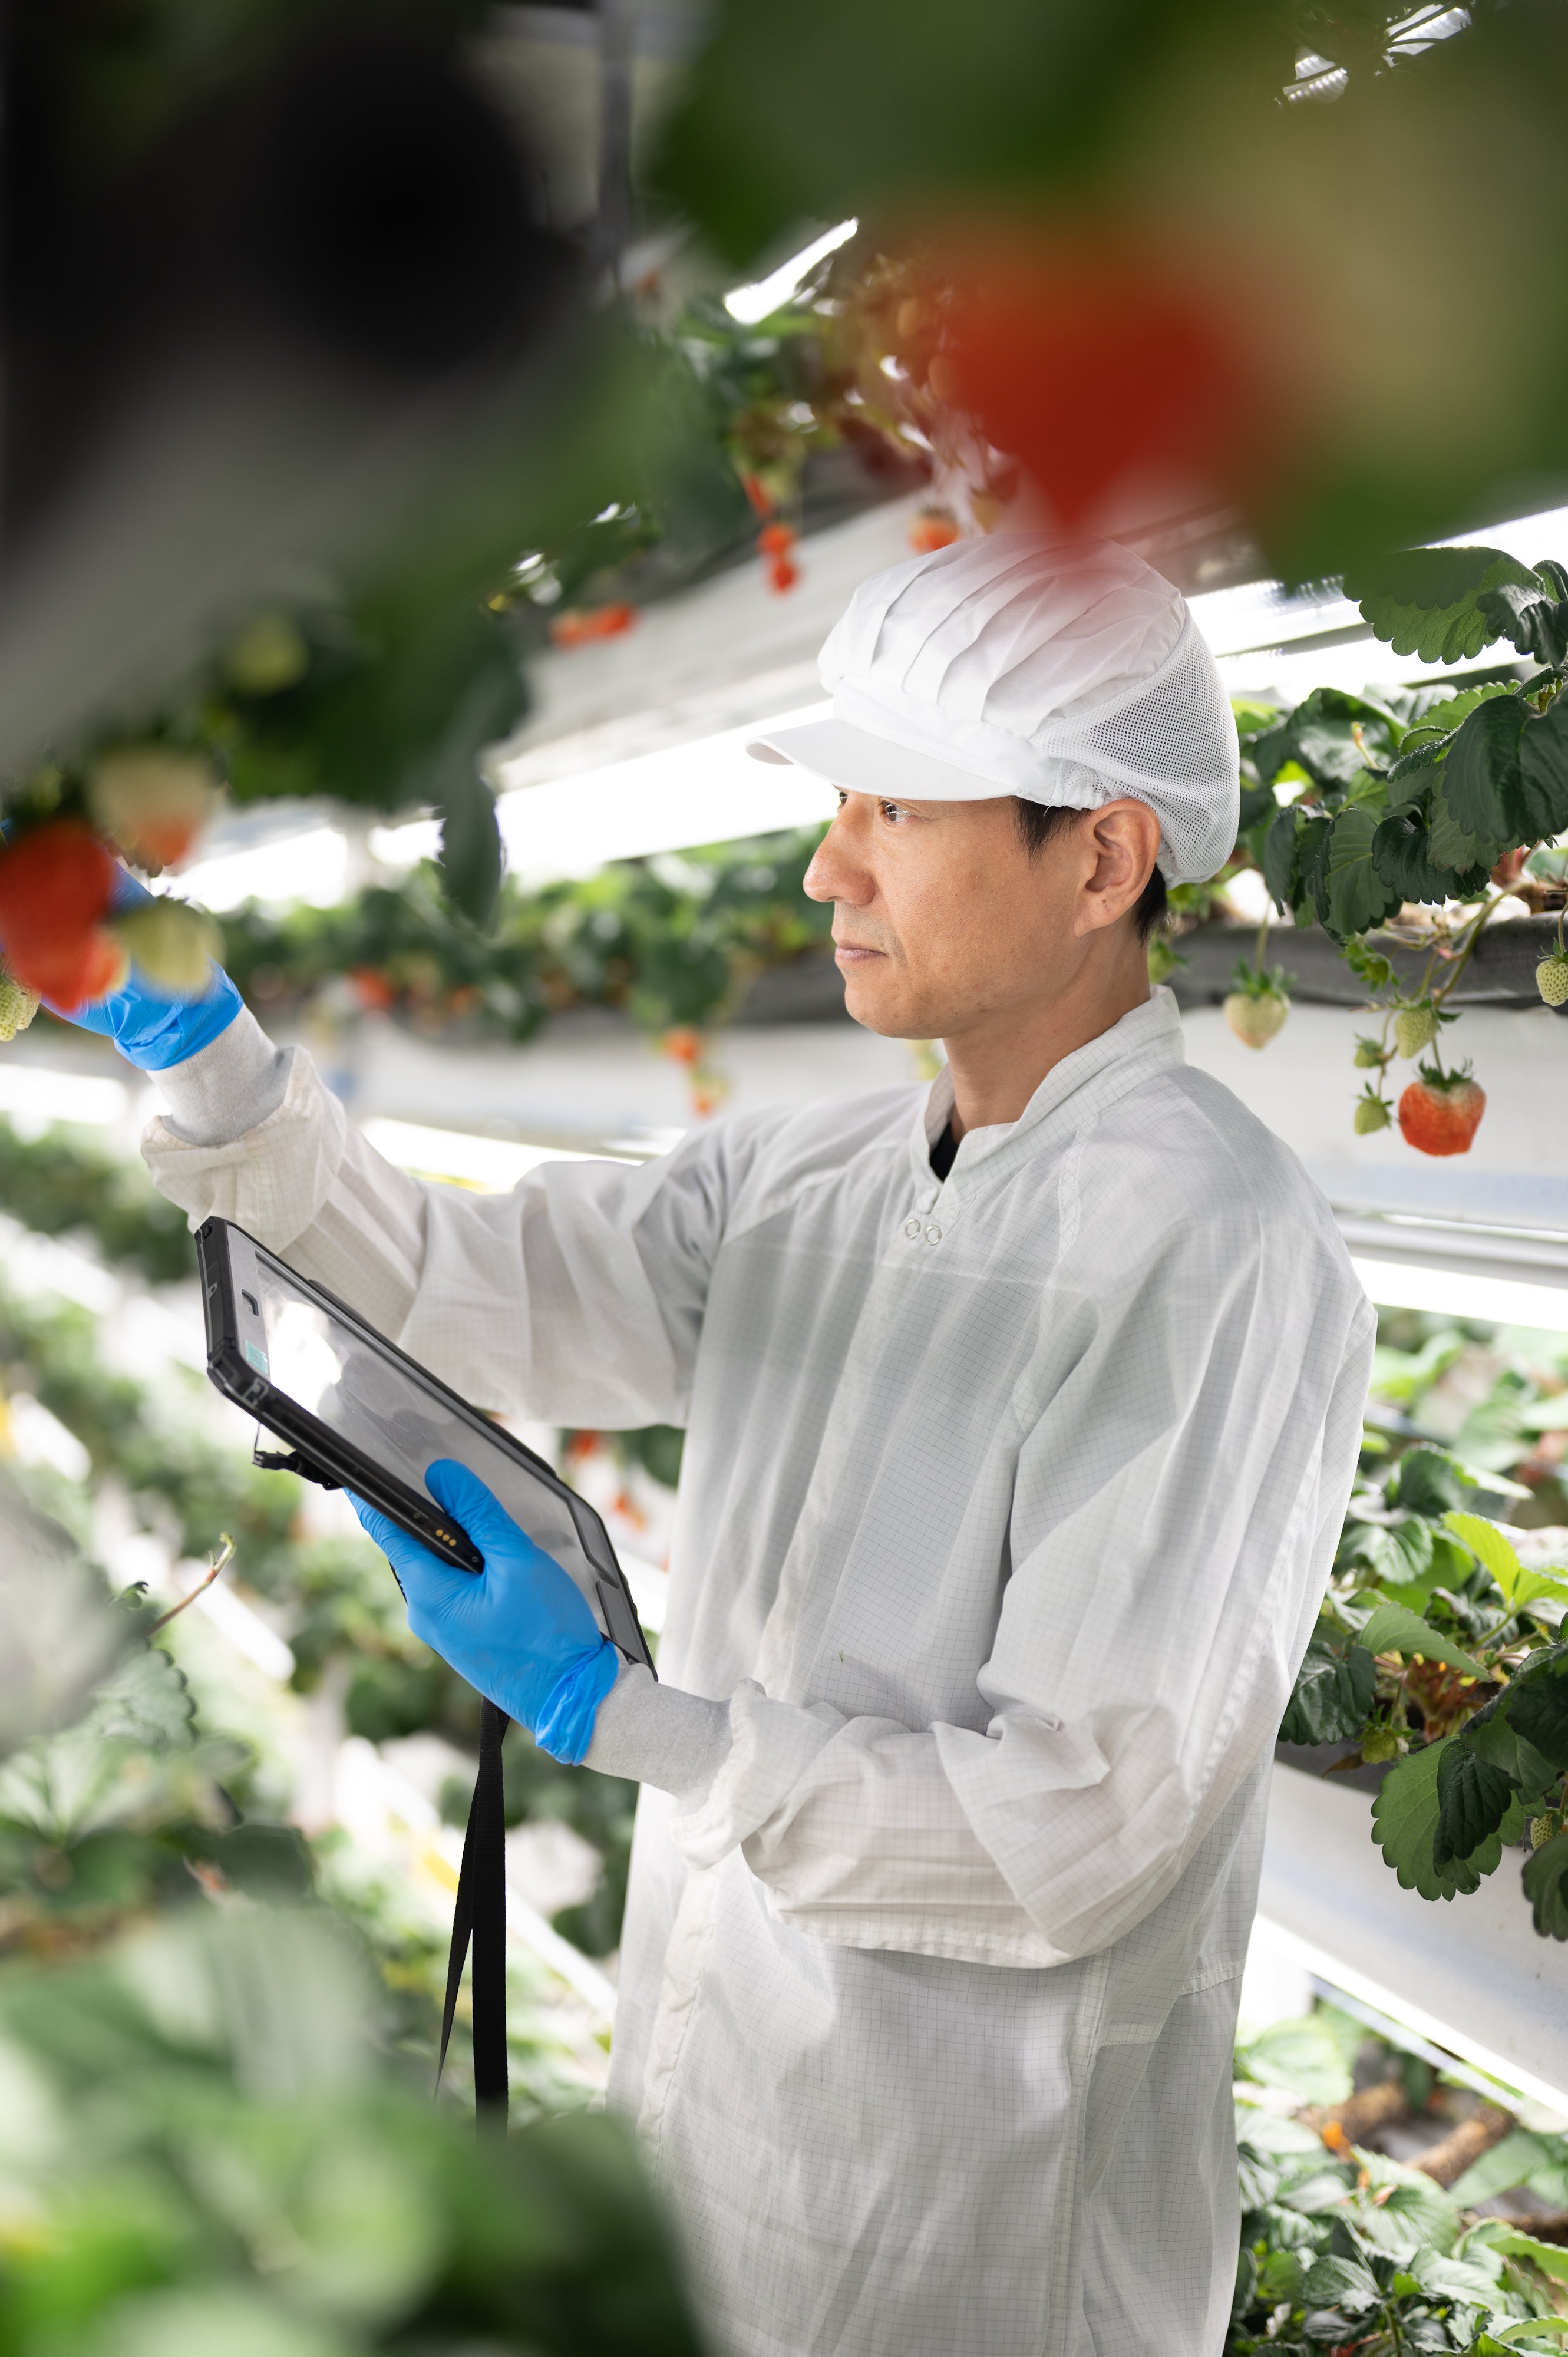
(194, 1215, 654, 1673)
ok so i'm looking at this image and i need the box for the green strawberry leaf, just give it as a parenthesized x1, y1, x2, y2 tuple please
(1399, 679, 1516, 746)
(1499, 1648, 1568, 1772)
(1358, 1599, 1485, 1678)
(1433, 1741, 1517, 1867)
(1522, 1831, 1568, 1939)
(1392, 1447, 1469, 1518)
(1280, 1635, 1376, 1746)
(1442, 693, 1529, 846)
(1250, 687, 1404, 796)
(1300, 2252, 1382, 2313)
(1324, 804, 1402, 939)
(1296, 811, 1335, 929)
(1372, 797, 1491, 904)
(1372, 1738, 1509, 1899)
(1477, 581, 1568, 669)
(1344, 546, 1543, 665)
(1444, 1511, 1526, 1599)
(1425, 778, 1500, 877)
(1262, 803, 1303, 912)
(1457, 1700, 1559, 1804)
(1488, 2227, 1568, 2284)
(1520, 697, 1568, 839)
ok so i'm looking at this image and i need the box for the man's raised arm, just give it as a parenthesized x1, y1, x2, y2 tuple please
(142, 1001, 750, 1432)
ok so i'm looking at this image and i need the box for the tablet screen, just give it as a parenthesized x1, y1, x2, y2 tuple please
(248, 1248, 620, 1612)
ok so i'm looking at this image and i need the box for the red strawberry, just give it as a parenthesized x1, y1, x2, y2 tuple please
(909, 506, 960, 554)
(0, 820, 117, 1000)
(767, 555, 800, 593)
(1397, 1065, 1486, 1157)
(933, 232, 1271, 529)
(549, 602, 637, 649)
(54, 927, 130, 1010)
(757, 522, 798, 557)
(662, 1025, 702, 1067)
(350, 965, 397, 1014)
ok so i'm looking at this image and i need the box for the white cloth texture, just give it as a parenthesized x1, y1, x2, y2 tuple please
(748, 534, 1240, 883)
(586, 1661, 732, 1804)
(142, 989, 1373, 2357)
(153, 1004, 293, 1146)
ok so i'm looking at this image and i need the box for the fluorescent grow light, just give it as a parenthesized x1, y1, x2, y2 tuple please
(174, 824, 348, 913)
(725, 221, 859, 326)
(371, 702, 837, 884)
(0, 1066, 128, 1126)
(1351, 1255, 1568, 1335)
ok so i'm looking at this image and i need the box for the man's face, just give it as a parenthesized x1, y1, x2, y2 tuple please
(801, 790, 1150, 1041)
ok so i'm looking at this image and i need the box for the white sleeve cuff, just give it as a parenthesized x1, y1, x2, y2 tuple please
(152, 1006, 292, 1146)
(583, 1661, 733, 1808)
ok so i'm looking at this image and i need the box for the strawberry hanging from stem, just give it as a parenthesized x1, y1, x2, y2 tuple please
(1397, 1061, 1486, 1157)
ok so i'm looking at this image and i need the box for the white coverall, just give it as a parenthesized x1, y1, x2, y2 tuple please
(146, 988, 1374, 2357)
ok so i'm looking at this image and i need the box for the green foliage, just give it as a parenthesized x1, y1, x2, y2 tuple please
(1372, 1738, 1513, 1900)
(1344, 547, 1544, 666)
(1279, 1636, 1375, 1747)
(218, 828, 834, 1044)
(1250, 687, 1404, 798)
(1358, 1600, 1484, 1681)
(1286, 1311, 1568, 1937)
(0, 1906, 703, 2356)
(1228, 2011, 1562, 2356)
(1521, 1831, 1568, 1939)
(0, 1120, 194, 1285)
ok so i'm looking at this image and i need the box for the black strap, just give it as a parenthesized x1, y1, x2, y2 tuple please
(438, 1697, 510, 2121)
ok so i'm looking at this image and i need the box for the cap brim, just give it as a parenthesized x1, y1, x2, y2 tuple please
(745, 717, 1008, 804)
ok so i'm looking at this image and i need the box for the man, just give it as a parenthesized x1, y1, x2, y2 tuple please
(84, 535, 1373, 2355)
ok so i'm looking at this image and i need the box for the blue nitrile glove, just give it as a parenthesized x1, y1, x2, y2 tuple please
(53, 865, 243, 1071)
(350, 1459, 621, 1764)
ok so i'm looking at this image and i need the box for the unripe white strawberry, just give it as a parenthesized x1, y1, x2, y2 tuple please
(1224, 990, 1288, 1049)
(225, 609, 309, 695)
(1354, 1090, 1393, 1135)
(113, 901, 220, 995)
(0, 966, 39, 1041)
(1532, 1813, 1562, 1850)
(1537, 953, 1568, 1008)
(1395, 1002, 1438, 1058)
(89, 749, 218, 871)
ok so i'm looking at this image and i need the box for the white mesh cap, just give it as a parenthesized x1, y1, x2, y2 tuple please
(748, 534, 1239, 884)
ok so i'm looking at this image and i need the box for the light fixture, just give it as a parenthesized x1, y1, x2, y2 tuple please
(724, 220, 858, 327)
(0, 1066, 128, 1127)
(1351, 1255, 1568, 1335)
(173, 825, 349, 913)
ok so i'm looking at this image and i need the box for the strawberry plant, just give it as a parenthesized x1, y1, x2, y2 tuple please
(1280, 1428, 1568, 1937)
(1252, 548, 1568, 1151)
(1229, 2075, 1567, 2355)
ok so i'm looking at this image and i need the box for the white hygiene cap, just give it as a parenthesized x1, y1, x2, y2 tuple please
(747, 534, 1239, 884)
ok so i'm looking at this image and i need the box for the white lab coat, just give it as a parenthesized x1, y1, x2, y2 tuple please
(144, 990, 1374, 2357)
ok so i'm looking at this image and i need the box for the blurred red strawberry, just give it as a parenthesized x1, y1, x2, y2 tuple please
(350, 966, 397, 1014)
(757, 522, 798, 556)
(767, 555, 800, 593)
(0, 820, 120, 1004)
(909, 506, 960, 554)
(934, 234, 1268, 529)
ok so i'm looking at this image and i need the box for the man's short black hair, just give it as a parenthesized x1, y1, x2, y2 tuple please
(1013, 798, 1168, 946)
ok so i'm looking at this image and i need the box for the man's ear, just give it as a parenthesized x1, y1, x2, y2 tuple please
(1075, 801, 1162, 936)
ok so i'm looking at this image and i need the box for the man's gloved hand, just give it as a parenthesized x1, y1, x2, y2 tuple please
(350, 1459, 621, 1764)
(54, 865, 243, 1071)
